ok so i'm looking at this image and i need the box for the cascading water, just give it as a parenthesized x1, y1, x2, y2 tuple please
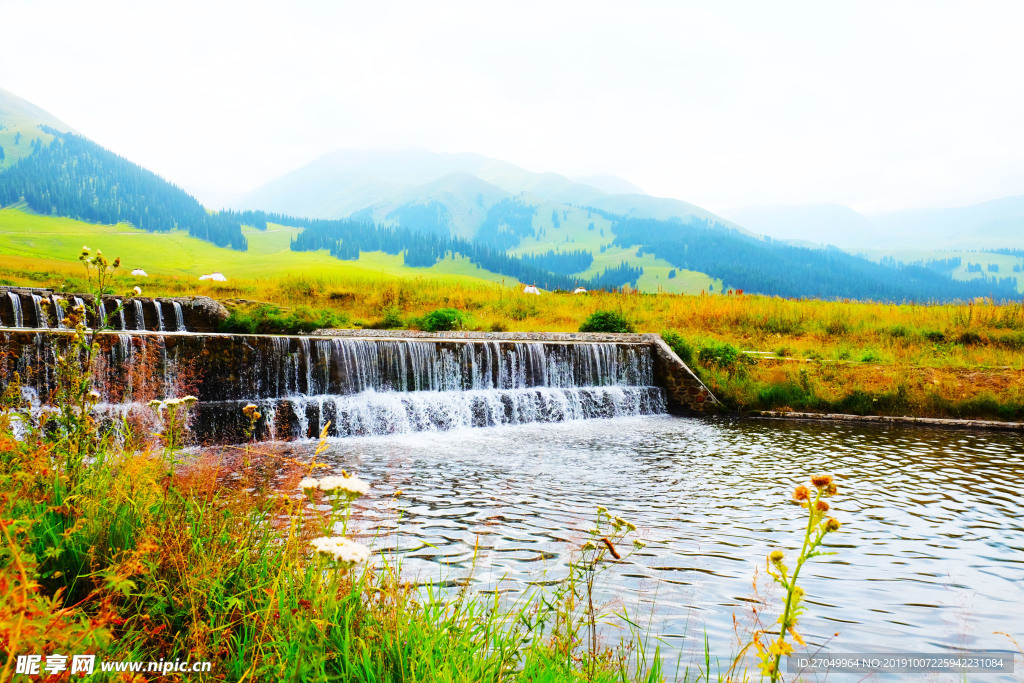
(115, 299, 126, 330)
(97, 299, 108, 328)
(233, 338, 666, 439)
(6, 292, 24, 327)
(172, 302, 185, 332)
(31, 295, 48, 329)
(133, 300, 145, 330)
(153, 301, 164, 332)
(51, 296, 66, 329)
(1, 333, 671, 444)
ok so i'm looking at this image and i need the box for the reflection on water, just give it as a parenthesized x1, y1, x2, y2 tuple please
(284, 416, 1023, 672)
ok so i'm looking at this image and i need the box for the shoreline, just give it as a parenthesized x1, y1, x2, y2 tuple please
(746, 409, 1024, 431)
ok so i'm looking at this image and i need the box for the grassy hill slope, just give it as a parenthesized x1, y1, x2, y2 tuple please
(0, 207, 521, 286)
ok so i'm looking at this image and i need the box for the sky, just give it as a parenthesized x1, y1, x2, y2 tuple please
(1, 0, 1022, 214)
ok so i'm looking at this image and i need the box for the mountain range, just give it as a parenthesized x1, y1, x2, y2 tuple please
(1, 86, 1022, 301)
(722, 198, 1024, 250)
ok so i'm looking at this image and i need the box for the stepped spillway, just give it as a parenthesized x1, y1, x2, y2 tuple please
(0, 330, 716, 444)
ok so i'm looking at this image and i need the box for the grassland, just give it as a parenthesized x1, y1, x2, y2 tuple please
(2, 205, 1023, 422)
(0, 206, 723, 294)
(856, 247, 1024, 293)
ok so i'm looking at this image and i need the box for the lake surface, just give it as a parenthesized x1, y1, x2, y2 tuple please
(281, 415, 1023, 677)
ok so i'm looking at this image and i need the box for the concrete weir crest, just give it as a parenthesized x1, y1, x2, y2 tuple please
(314, 329, 719, 415)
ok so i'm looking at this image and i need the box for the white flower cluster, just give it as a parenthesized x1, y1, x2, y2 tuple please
(309, 536, 371, 567)
(147, 396, 199, 411)
(298, 473, 370, 498)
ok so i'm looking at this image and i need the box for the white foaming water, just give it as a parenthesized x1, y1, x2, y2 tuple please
(51, 296, 66, 328)
(31, 295, 47, 328)
(133, 300, 145, 330)
(281, 385, 665, 439)
(153, 301, 164, 331)
(6, 292, 23, 327)
(172, 302, 185, 332)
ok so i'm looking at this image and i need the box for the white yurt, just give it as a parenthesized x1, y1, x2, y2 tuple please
(131, 269, 148, 277)
(572, 287, 586, 294)
(523, 285, 541, 295)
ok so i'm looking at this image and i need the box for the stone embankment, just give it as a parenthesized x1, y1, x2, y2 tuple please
(0, 287, 227, 332)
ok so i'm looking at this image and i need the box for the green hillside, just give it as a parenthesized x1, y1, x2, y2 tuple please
(855, 247, 1024, 293)
(507, 202, 720, 293)
(0, 206, 522, 286)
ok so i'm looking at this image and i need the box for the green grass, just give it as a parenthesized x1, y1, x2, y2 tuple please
(0, 207, 522, 286)
(507, 204, 720, 294)
(856, 247, 1024, 293)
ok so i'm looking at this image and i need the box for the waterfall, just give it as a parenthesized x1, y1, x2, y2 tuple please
(51, 296, 66, 328)
(31, 295, 48, 329)
(97, 300, 108, 328)
(1, 333, 669, 444)
(153, 301, 164, 332)
(6, 292, 23, 327)
(172, 302, 185, 332)
(133, 300, 145, 330)
(115, 299, 126, 330)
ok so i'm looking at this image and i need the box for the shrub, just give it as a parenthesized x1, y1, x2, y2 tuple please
(377, 304, 404, 329)
(579, 310, 633, 333)
(859, 348, 882, 362)
(660, 330, 694, 365)
(421, 308, 466, 332)
(956, 330, 983, 345)
(698, 340, 742, 370)
(922, 330, 946, 343)
(219, 304, 349, 335)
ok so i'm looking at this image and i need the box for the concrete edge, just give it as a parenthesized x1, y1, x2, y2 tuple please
(751, 410, 1024, 431)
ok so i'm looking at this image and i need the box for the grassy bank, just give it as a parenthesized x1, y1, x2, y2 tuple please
(2, 253, 1023, 421)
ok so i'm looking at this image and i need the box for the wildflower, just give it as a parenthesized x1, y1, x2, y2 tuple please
(133, 286, 142, 296)
(113, 257, 120, 268)
(82, 245, 90, 252)
(625, 521, 637, 532)
(596, 506, 608, 516)
(309, 536, 371, 567)
(319, 474, 370, 498)
(148, 399, 163, 409)
(181, 396, 198, 406)
(613, 516, 627, 530)
(582, 541, 597, 551)
(96, 250, 102, 256)
(825, 517, 841, 532)
(298, 477, 319, 493)
(815, 500, 830, 513)
(242, 403, 258, 417)
(87, 389, 101, 402)
(393, 489, 403, 497)
(825, 482, 838, 496)
(769, 550, 785, 565)
(811, 474, 833, 489)
(793, 485, 810, 501)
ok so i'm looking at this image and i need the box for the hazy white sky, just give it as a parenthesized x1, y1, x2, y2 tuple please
(2, 0, 1022, 213)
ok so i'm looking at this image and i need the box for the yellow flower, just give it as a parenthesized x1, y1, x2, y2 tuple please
(825, 517, 841, 532)
(811, 474, 833, 489)
(793, 485, 810, 501)
(769, 550, 785, 565)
